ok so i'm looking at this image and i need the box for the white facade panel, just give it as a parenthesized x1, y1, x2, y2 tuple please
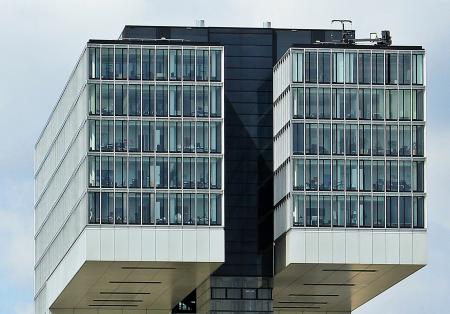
(386, 232, 400, 264)
(332, 231, 346, 263)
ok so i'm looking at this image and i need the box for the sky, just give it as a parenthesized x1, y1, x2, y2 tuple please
(0, 0, 449, 313)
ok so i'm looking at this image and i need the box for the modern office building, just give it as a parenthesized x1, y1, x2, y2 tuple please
(34, 23, 426, 314)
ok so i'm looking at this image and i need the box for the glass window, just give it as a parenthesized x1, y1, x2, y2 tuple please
(372, 53, 384, 84)
(89, 120, 100, 151)
(292, 51, 304, 83)
(319, 195, 331, 227)
(399, 125, 411, 156)
(412, 90, 424, 121)
(293, 87, 304, 118)
(293, 123, 304, 155)
(345, 124, 357, 155)
(155, 157, 168, 188)
(210, 194, 222, 225)
(386, 89, 398, 120)
(101, 84, 114, 116)
(386, 160, 398, 192)
(305, 159, 318, 191)
(128, 156, 141, 188)
(210, 121, 222, 153)
(305, 88, 317, 118)
(196, 49, 210, 81)
(115, 193, 127, 224)
(332, 88, 344, 119)
(305, 123, 317, 155)
(332, 124, 344, 155)
(115, 47, 127, 80)
(115, 156, 127, 188)
(142, 193, 154, 224)
(88, 192, 100, 224)
(399, 196, 412, 228)
(305, 195, 318, 227)
(318, 123, 331, 155)
(210, 49, 222, 81)
(305, 51, 317, 83)
(101, 156, 114, 188)
(345, 52, 357, 83)
(183, 85, 195, 117)
(169, 121, 182, 153)
(142, 156, 155, 188)
(210, 86, 222, 117)
(156, 121, 168, 152)
(128, 192, 141, 225)
(156, 85, 168, 116)
(359, 196, 372, 227)
(345, 89, 357, 120)
(155, 193, 168, 225)
(88, 156, 100, 187)
(89, 47, 100, 79)
(412, 54, 424, 85)
(346, 159, 358, 191)
(413, 196, 425, 228)
(196, 157, 209, 189)
(332, 52, 344, 83)
(358, 53, 371, 84)
(359, 160, 371, 191)
(128, 85, 141, 116)
(169, 157, 182, 189)
(359, 124, 371, 155)
(210, 157, 222, 189)
(156, 49, 168, 80)
(386, 53, 398, 85)
(332, 195, 345, 227)
(101, 120, 113, 152)
(372, 125, 385, 156)
(399, 53, 411, 85)
(142, 84, 155, 116)
(413, 125, 424, 156)
(101, 47, 113, 79)
(372, 89, 385, 120)
(399, 161, 412, 192)
(183, 49, 195, 81)
(318, 52, 331, 83)
(197, 194, 209, 225)
(169, 193, 182, 225)
(169, 49, 182, 81)
(183, 193, 195, 225)
(333, 159, 345, 191)
(386, 125, 398, 156)
(319, 159, 331, 191)
(373, 196, 385, 228)
(196, 85, 209, 117)
(115, 84, 127, 116)
(183, 121, 195, 153)
(346, 195, 358, 227)
(387, 196, 398, 228)
(413, 161, 424, 192)
(359, 89, 371, 120)
(196, 121, 209, 153)
(128, 121, 141, 152)
(183, 158, 195, 189)
(372, 160, 385, 192)
(142, 121, 154, 152)
(129, 48, 141, 80)
(115, 120, 127, 152)
(399, 90, 411, 120)
(318, 88, 331, 119)
(142, 48, 155, 80)
(293, 159, 304, 190)
(89, 83, 100, 115)
(293, 194, 304, 226)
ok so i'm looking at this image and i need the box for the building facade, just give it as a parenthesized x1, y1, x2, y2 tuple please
(34, 24, 426, 314)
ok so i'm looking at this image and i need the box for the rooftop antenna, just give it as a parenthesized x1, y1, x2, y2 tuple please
(332, 19, 353, 43)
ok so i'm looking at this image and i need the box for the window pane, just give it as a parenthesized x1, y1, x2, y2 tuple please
(155, 193, 168, 225)
(155, 157, 168, 188)
(156, 121, 168, 152)
(372, 160, 385, 192)
(293, 123, 304, 155)
(128, 192, 141, 225)
(373, 196, 385, 228)
(293, 194, 304, 226)
(345, 124, 357, 155)
(142, 84, 155, 116)
(399, 90, 411, 120)
(372, 89, 385, 120)
(128, 121, 141, 152)
(89, 47, 100, 79)
(413, 161, 424, 192)
(332, 52, 344, 83)
(292, 52, 304, 83)
(169, 193, 182, 225)
(156, 85, 168, 116)
(115, 156, 127, 188)
(399, 53, 411, 85)
(359, 160, 371, 191)
(333, 160, 345, 191)
(88, 192, 100, 224)
(101, 156, 113, 188)
(169, 49, 182, 81)
(387, 196, 398, 228)
(318, 88, 331, 119)
(142, 121, 154, 152)
(183, 85, 195, 116)
(305, 159, 318, 191)
(89, 83, 100, 115)
(169, 157, 182, 189)
(115, 120, 127, 152)
(372, 53, 384, 84)
(183, 158, 195, 189)
(115, 47, 127, 80)
(115, 193, 127, 224)
(210, 194, 222, 225)
(210, 86, 222, 117)
(196, 157, 209, 189)
(89, 120, 100, 151)
(332, 124, 344, 155)
(129, 48, 141, 79)
(345, 89, 357, 120)
(305, 87, 317, 118)
(128, 85, 141, 116)
(358, 53, 371, 84)
(169, 85, 182, 116)
(346, 160, 358, 191)
(412, 90, 424, 121)
(305, 51, 317, 83)
(156, 49, 168, 80)
(332, 88, 344, 119)
(346, 195, 358, 227)
(101, 120, 113, 152)
(359, 124, 371, 155)
(305, 123, 317, 154)
(210, 121, 222, 153)
(169, 121, 182, 153)
(196, 49, 209, 81)
(359, 89, 371, 120)
(292, 87, 304, 118)
(210, 157, 222, 189)
(101, 47, 113, 79)
(413, 125, 424, 156)
(399, 196, 412, 228)
(359, 196, 372, 227)
(386, 161, 398, 192)
(412, 54, 424, 85)
(386, 53, 398, 85)
(318, 52, 331, 83)
(99, 192, 113, 225)
(386, 125, 398, 156)
(142, 48, 154, 80)
(101, 84, 114, 116)
(319, 195, 331, 227)
(115, 84, 127, 116)
(399, 161, 412, 192)
(183, 49, 195, 81)
(197, 194, 209, 225)
(413, 196, 425, 228)
(183, 194, 195, 225)
(293, 159, 304, 190)
(399, 125, 412, 156)
(372, 125, 385, 156)
(142, 156, 154, 188)
(196, 121, 209, 153)
(319, 159, 331, 191)
(210, 50, 222, 81)
(345, 52, 357, 83)
(318, 123, 331, 155)
(88, 156, 100, 187)
(142, 193, 155, 224)
(196, 85, 209, 117)
(332, 195, 345, 227)
(305, 195, 318, 227)
(128, 157, 141, 188)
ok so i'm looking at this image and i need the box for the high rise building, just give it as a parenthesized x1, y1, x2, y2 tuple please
(34, 23, 426, 314)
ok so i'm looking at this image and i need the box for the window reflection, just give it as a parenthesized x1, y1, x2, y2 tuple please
(88, 192, 100, 224)
(319, 195, 331, 227)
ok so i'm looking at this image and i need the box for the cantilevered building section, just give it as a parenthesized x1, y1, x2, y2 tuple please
(34, 23, 426, 314)
(273, 45, 426, 312)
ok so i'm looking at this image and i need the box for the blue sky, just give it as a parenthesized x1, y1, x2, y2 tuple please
(0, 0, 449, 313)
